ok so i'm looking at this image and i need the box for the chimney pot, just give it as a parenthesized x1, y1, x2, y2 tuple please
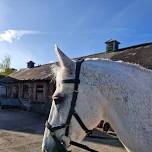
(27, 61, 35, 68)
(105, 39, 120, 52)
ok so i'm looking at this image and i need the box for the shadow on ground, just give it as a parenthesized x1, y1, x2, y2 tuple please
(0, 108, 47, 134)
(85, 129, 123, 148)
(0, 109, 126, 152)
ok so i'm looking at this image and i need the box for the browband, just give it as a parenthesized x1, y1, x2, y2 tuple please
(63, 79, 80, 84)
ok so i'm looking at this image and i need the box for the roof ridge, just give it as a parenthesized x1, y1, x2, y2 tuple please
(80, 42, 152, 59)
(118, 42, 152, 51)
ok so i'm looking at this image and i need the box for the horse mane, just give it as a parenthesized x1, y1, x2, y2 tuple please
(50, 63, 59, 82)
(84, 58, 152, 74)
(51, 58, 152, 82)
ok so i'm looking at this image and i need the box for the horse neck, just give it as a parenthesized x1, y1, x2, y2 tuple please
(76, 60, 152, 152)
(78, 59, 152, 129)
(76, 60, 122, 129)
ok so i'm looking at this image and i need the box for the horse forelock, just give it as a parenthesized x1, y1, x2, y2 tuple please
(50, 64, 59, 81)
(50, 64, 68, 83)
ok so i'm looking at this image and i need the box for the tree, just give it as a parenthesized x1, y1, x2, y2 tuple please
(0, 55, 11, 70)
(0, 55, 14, 76)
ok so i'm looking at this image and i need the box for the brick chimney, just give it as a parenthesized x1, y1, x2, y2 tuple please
(27, 61, 35, 68)
(105, 39, 120, 52)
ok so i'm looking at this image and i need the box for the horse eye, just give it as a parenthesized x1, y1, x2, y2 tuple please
(53, 96, 64, 105)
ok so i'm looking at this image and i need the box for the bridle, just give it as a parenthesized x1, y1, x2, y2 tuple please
(45, 59, 98, 152)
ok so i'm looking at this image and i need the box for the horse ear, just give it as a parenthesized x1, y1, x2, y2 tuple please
(55, 44, 74, 71)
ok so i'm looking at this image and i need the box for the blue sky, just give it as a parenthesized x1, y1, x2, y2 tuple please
(0, 0, 152, 69)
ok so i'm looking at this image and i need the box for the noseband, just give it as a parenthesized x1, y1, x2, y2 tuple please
(45, 59, 98, 152)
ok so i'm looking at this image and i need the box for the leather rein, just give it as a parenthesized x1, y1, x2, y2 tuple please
(45, 59, 98, 152)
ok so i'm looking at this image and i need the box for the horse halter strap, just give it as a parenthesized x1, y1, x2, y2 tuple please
(45, 59, 98, 152)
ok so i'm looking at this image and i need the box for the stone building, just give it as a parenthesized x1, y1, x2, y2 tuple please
(0, 63, 55, 114)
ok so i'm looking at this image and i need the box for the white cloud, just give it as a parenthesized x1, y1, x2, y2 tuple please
(0, 29, 39, 43)
(49, 60, 55, 63)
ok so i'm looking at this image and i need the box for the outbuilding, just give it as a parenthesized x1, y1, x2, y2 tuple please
(0, 62, 55, 114)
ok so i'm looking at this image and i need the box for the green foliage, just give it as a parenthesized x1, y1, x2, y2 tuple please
(0, 55, 15, 76)
(0, 68, 14, 76)
(0, 55, 11, 70)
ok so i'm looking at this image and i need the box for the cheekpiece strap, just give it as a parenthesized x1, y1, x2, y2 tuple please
(63, 79, 80, 84)
(65, 59, 84, 136)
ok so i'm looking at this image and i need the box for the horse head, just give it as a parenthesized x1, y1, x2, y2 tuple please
(42, 46, 105, 152)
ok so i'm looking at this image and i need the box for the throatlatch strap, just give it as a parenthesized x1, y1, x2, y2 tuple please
(70, 141, 98, 152)
(73, 111, 92, 134)
(65, 60, 84, 136)
(63, 79, 80, 84)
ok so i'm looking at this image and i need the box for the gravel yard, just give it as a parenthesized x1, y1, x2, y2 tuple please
(0, 109, 126, 152)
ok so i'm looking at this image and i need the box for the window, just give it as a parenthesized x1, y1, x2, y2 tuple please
(13, 85, 19, 98)
(36, 85, 44, 101)
(23, 85, 29, 99)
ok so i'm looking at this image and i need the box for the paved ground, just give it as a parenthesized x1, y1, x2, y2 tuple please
(0, 109, 126, 152)
(0, 109, 45, 152)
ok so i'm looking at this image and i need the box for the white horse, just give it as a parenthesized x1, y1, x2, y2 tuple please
(42, 46, 152, 152)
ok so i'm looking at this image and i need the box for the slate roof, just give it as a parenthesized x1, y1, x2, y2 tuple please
(111, 43, 152, 69)
(85, 42, 152, 69)
(0, 64, 54, 83)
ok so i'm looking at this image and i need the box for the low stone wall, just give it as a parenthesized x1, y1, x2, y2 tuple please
(31, 101, 51, 115)
(20, 100, 31, 111)
(20, 99, 51, 115)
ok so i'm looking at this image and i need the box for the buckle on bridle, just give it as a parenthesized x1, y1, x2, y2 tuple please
(73, 90, 79, 93)
(63, 79, 80, 84)
(60, 135, 71, 148)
